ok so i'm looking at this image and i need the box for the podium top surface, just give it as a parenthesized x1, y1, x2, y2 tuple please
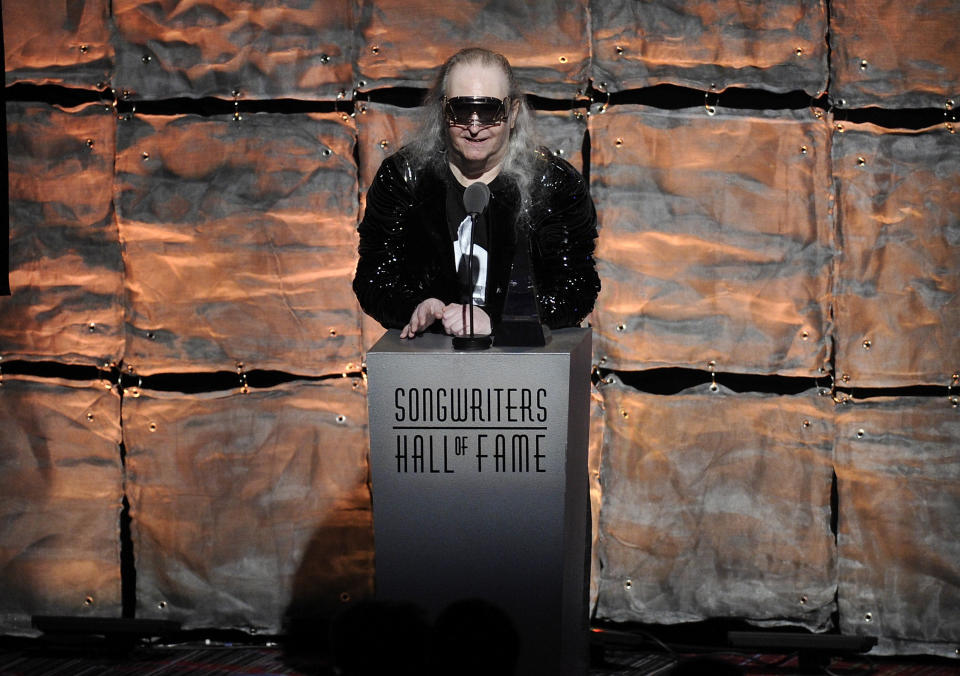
(368, 328, 591, 357)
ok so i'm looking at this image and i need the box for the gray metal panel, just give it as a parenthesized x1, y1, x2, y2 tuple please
(367, 329, 592, 676)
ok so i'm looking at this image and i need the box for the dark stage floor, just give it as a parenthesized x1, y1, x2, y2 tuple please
(0, 633, 956, 676)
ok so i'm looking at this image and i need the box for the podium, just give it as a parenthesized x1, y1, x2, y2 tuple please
(366, 329, 592, 676)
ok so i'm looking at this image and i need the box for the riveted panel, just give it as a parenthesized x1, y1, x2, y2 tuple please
(836, 396, 960, 657)
(124, 378, 372, 631)
(830, 0, 960, 109)
(589, 106, 833, 375)
(0, 376, 122, 633)
(2, 102, 124, 366)
(112, 0, 355, 100)
(595, 378, 836, 628)
(833, 123, 960, 387)
(590, 0, 828, 95)
(3, 0, 113, 88)
(355, 0, 590, 97)
(115, 112, 361, 376)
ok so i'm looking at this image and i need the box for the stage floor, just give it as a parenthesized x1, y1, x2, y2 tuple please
(0, 640, 956, 676)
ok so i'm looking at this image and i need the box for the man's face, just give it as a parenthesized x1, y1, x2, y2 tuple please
(444, 62, 517, 176)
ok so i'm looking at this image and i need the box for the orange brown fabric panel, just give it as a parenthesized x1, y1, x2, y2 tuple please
(3, 0, 113, 87)
(123, 378, 372, 631)
(595, 378, 837, 629)
(589, 106, 833, 376)
(533, 109, 587, 175)
(111, 0, 356, 100)
(115, 112, 362, 376)
(590, 0, 828, 95)
(835, 397, 960, 658)
(830, 0, 960, 108)
(0, 376, 123, 633)
(2, 102, 125, 366)
(832, 122, 959, 388)
(354, 0, 590, 97)
(588, 383, 606, 614)
(355, 102, 423, 205)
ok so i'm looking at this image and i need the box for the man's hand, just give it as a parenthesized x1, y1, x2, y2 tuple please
(401, 298, 446, 338)
(442, 304, 491, 337)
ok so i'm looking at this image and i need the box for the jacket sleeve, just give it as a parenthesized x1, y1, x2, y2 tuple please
(352, 156, 427, 329)
(529, 158, 601, 329)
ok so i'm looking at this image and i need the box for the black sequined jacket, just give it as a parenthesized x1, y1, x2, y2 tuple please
(353, 148, 600, 331)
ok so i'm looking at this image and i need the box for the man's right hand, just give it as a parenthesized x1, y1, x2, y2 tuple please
(400, 298, 446, 338)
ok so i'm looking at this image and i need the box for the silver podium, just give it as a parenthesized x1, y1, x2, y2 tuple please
(366, 328, 592, 676)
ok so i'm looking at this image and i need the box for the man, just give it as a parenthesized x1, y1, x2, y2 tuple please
(353, 48, 600, 339)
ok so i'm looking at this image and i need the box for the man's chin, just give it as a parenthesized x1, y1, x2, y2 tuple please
(458, 143, 490, 159)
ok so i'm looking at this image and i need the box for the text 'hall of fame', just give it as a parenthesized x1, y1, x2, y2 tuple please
(392, 386, 550, 474)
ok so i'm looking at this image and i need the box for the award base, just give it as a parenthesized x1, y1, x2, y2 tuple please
(452, 334, 492, 350)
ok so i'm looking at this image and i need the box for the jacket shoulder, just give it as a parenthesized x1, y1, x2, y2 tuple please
(533, 147, 586, 185)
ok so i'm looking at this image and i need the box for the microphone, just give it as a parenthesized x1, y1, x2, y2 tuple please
(453, 182, 493, 351)
(463, 181, 490, 216)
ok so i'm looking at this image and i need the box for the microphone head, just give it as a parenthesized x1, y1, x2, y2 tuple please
(463, 181, 491, 215)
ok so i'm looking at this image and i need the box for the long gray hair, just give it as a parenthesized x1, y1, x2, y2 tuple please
(404, 48, 542, 214)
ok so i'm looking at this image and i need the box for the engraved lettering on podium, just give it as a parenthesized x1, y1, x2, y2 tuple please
(392, 387, 548, 474)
